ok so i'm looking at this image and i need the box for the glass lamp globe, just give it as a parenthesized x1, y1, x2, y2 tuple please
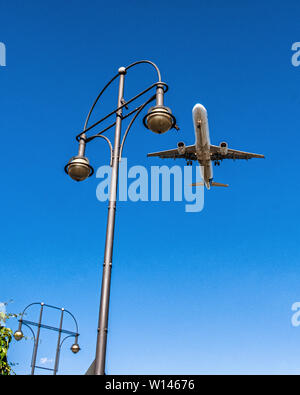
(13, 330, 24, 341)
(145, 106, 174, 134)
(71, 343, 80, 354)
(66, 156, 92, 182)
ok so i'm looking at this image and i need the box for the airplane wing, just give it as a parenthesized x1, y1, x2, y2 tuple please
(147, 145, 197, 160)
(210, 145, 265, 160)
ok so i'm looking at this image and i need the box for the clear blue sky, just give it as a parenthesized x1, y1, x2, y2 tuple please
(1, 0, 300, 374)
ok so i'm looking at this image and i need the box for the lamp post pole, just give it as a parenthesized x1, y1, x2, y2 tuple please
(94, 68, 126, 375)
(65, 60, 178, 375)
(53, 308, 65, 375)
(31, 302, 44, 375)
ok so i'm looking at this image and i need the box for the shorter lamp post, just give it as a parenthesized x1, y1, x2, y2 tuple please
(14, 302, 80, 375)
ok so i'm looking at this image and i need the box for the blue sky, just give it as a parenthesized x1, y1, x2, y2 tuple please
(1, 0, 300, 374)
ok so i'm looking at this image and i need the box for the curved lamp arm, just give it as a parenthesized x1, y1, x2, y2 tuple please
(89, 134, 114, 167)
(59, 334, 75, 349)
(125, 60, 162, 82)
(81, 60, 162, 137)
(82, 73, 120, 135)
(21, 321, 36, 342)
(62, 309, 79, 335)
(20, 302, 41, 319)
(95, 135, 113, 166)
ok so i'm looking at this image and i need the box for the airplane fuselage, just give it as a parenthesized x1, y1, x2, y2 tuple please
(192, 104, 213, 189)
(148, 103, 264, 189)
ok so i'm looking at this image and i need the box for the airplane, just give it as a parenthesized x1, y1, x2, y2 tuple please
(147, 103, 265, 189)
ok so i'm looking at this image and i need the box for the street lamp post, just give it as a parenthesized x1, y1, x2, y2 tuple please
(65, 60, 178, 375)
(14, 302, 80, 375)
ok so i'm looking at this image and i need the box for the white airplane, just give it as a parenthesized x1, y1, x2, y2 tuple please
(147, 103, 265, 189)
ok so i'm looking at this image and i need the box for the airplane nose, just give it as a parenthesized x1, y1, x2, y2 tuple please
(192, 103, 207, 114)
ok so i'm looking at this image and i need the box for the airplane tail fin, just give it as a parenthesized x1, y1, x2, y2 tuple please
(191, 182, 229, 187)
(211, 182, 229, 187)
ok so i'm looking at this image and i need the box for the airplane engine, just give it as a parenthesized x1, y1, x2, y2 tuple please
(219, 142, 228, 155)
(177, 142, 186, 155)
